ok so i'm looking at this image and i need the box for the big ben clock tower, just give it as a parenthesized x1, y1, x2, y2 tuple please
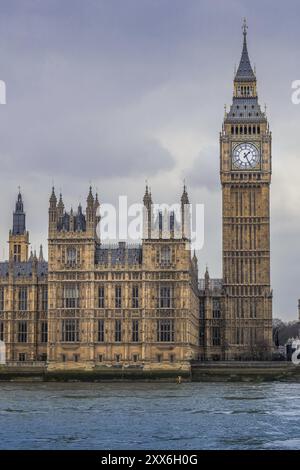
(220, 20, 273, 359)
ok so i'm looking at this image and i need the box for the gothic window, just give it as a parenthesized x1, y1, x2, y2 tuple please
(250, 301, 257, 318)
(13, 244, 21, 262)
(40, 321, 48, 343)
(169, 211, 173, 231)
(157, 319, 175, 342)
(98, 319, 105, 342)
(212, 299, 221, 318)
(18, 287, 27, 311)
(18, 321, 27, 343)
(98, 286, 105, 308)
(199, 299, 205, 319)
(63, 285, 79, 309)
(132, 320, 139, 342)
(236, 327, 244, 345)
(159, 286, 172, 308)
(18, 353, 26, 362)
(62, 319, 79, 342)
(115, 286, 122, 308)
(0, 288, 4, 311)
(0, 321, 4, 342)
(115, 319, 122, 342)
(250, 327, 257, 344)
(240, 298, 245, 318)
(66, 247, 77, 267)
(42, 286, 48, 311)
(212, 327, 221, 346)
(160, 246, 171, 266)
(132, 286, 139, 308)
(158, 211, 163, 230)
(199, 326, 205, 346)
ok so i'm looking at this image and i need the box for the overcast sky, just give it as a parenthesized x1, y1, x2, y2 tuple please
(0, 0, 300, 320)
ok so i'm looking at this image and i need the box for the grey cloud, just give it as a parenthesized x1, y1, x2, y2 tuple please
(185, 147, 219, 191)
(0, 0, 300, 321)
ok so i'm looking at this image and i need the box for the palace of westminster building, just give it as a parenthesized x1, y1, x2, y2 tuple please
(0, 23, 273, 370)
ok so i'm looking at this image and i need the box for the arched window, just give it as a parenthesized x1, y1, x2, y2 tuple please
(67, 247, 77, 267)
(160, 246, 171, 266)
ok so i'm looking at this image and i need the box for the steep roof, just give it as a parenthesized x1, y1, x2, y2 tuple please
(235, 19, 256, 82)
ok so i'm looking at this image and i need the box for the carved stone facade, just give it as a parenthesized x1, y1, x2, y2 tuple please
(0, 194, 48, 364)
(0, 187, 199, 372)
(0, 23, 274, 370)
(199, 21, 273, 360)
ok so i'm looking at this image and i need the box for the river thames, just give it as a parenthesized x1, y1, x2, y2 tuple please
(0, 381, 299, 450)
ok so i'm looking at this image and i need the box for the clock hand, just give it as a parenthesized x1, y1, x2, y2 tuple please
(245, 155, 251, 165)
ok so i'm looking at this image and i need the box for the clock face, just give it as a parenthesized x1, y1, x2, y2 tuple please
(232, 143, 260, 169)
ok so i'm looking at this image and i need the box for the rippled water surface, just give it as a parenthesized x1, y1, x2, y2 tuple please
(0, 381, 300, 449)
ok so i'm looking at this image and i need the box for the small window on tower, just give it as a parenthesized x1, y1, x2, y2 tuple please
(66, 247, 77, 267)
(160, 246, 171, 266)
(13, 244, 21, 262)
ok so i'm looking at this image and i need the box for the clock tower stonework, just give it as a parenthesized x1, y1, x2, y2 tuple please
(220, 21, 273, 359)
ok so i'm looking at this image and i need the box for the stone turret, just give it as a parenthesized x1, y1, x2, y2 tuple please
(9, 191, 29, 262)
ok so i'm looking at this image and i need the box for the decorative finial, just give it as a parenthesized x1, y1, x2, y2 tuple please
(181, 182, 189, 205)
(243, 17, 248, 36)
(39, 244, 44, 262)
